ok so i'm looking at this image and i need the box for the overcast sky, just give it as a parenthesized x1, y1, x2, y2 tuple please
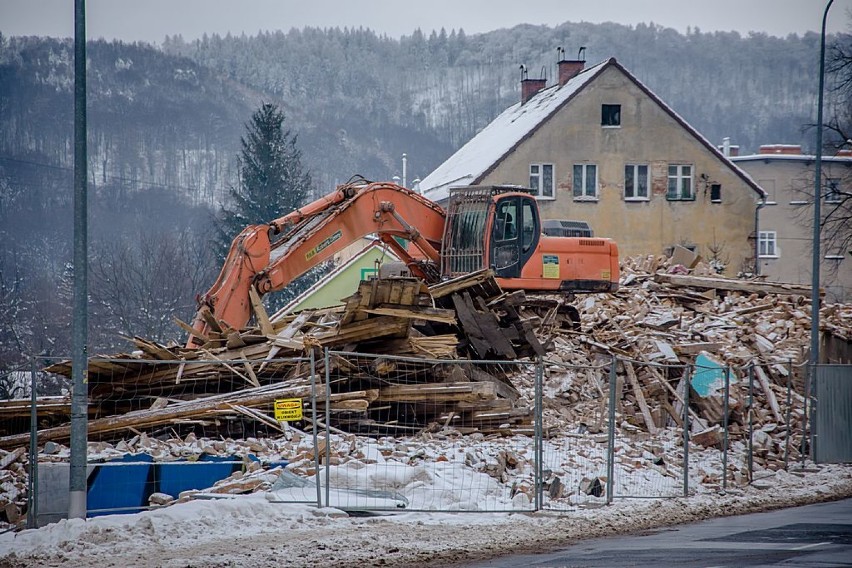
(1, 0, 851, 43)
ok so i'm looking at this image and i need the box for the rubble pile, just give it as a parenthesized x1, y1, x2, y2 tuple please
(1, 254, 850, 528)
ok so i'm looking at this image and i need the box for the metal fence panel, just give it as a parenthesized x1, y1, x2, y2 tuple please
(320, 351, 537, 512)
(814, 365, 852, 463)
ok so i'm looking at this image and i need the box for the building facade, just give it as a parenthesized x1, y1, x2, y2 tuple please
(733, 145, 852, 302)
(420, 57, 765, 276)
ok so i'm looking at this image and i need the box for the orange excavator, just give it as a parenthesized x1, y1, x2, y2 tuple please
(187, 178, 619, 347)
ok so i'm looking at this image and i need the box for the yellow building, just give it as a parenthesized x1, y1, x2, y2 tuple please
(420, 57, 765, 275)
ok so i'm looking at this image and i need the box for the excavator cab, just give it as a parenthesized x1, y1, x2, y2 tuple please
(442, 185, 619, 293)
(441, 186, 541, 280)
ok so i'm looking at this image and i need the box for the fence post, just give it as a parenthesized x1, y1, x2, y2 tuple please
(811, 365, 819, 465)
(606, 355, 617, 505)
(309, 350, 322, 508)
(722, 365, 730, 493)
(27, 358, 39, 529)
(747, 365, 754, 483)
(683, 364, 690, 499)
(534, 357, 543, 511)
(801, 364, 811, 467)
(784, 359, 793, 470)
(323, 348, 332, 508)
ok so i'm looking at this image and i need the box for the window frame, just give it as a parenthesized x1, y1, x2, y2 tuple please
(624, 164, 649, 201)
(667, 164, 695, 201)
(758, 231, 778, 258)
(710, 183, 722, 203)
(601, 104, 621, 127)
(572, 163, 598, 200)
(529, 163, 555, 200)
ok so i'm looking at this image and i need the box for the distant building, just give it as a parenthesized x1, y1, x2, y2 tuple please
(420, 56, 765, 275)
(282, 239, 401, 313)
(732, 145, 852, 302)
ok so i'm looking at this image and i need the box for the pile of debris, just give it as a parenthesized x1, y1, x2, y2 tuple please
(1, 255, 850, 451)
(0, 270, 546, 449)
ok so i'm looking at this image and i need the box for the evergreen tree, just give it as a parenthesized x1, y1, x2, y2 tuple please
(218, 102, 312, 246)
(217, 102, 322, 309)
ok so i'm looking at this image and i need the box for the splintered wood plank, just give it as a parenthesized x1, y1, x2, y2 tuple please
(653, 273, 819, 298)
(174, 317, 209, 344)
(624, 361, 657, 434)
(249, 285, 274, 336)
(428, 269, 495, 299)
(128, 336, 180, 360)
(312, 315, 410, 346)
(377, 381, 497, 403)
(451, 292, 492, 357)
(199, 306, 224, 334)
(360, 305, 457, 325)
(754, 366, 783, 423)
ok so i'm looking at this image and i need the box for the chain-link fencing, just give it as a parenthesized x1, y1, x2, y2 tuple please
(6, 350, 827, 527)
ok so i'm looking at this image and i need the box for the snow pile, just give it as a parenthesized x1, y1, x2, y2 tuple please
(2, 460, 851, 568)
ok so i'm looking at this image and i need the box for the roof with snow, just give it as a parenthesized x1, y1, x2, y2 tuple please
(420, 57, 765, 202)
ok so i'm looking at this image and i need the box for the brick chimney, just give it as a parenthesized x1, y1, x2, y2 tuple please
(519, 64, 546, 105)
(759, 144, 802, 155)
(557, 46, 585, 86)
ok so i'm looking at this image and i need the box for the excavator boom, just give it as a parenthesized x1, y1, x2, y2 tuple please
(187, 180, 446, 347)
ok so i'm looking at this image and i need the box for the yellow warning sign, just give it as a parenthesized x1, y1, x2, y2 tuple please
(542, 254, 560, 279)
(274, 398, 303, 422)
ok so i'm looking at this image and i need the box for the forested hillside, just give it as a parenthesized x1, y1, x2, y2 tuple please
(0, 20, 842, 370)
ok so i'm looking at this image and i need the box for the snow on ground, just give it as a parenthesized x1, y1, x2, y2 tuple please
(2, 446, 851, 568)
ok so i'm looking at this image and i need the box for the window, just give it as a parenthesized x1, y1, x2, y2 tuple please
(494, 200, 518, 241)
(521, 201, 535, 252)
(826, 178, 842, 203)
(624, 164, 648, 200)
(710, 183, 722, 202)
(573, 164, 598, 199)
(758, 231, 777, 258)
(601, 104, 621, 127)
(529, 163, 554, 198)
(667, 164, 694, 200)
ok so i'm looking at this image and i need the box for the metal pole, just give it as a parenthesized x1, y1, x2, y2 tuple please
(605, 355, 616, 505)
(324, 348, 331, 508)
(309, 351, 322, 508)
(748, 365, 755, 483)
(809, 0, 834, 454)
(683, 365, 690, 498)
(784, 360, 793, 470)
(812, 369, 819, 465)
(27, 359, 38, 529)
(69, 0, 88, 521)
(534, 358, 543, 511)
(722, 365, 730, 492)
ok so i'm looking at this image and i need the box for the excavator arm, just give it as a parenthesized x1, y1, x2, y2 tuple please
(187, 180, 446, 347)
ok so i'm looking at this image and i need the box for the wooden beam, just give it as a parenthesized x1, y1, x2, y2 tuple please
(653, 273, 818, 298)
(249, 285, 275, 336)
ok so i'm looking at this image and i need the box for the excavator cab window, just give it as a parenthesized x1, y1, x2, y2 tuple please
(491, 197, 521, 276)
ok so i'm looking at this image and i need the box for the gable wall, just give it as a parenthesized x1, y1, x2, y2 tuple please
(478, 65, 760, 275)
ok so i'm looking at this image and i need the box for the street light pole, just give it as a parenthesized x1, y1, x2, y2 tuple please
(808, 0, 834, 461)
(69, 0, 88, 519)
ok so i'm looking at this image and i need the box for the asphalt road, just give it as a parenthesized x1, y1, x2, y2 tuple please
(466, 497, 852, 567)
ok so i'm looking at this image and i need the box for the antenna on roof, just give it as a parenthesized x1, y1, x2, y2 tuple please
(519, 64, 527, 81)
(557, 46, 565, 61)
(577, 46, 586, 62)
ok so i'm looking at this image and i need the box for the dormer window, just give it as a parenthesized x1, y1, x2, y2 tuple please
(602, 104, 621, 127)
